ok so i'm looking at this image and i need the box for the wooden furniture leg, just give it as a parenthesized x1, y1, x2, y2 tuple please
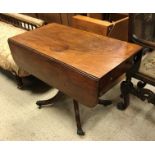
(73, 100, 85, 136)
(36, 91, 62, 109)
(98, 99, 112, 106)
(137, 81, 146, 88)
(117, 81, 131, 110)
(117, 74, 132, 110)
(117, 79, 155, 110)
(14, 74, 23, 89)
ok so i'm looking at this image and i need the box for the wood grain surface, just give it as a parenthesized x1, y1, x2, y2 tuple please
(9, 23, 141, 78)
(72, 15, 112, 36)
(8, 23, 142, 107)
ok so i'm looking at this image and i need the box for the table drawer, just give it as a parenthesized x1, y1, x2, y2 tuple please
(99, 58, 133, 96)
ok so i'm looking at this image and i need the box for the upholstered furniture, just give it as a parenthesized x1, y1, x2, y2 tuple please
(9, 23, 142, 135)
(0, 13, 45, 88)
(117, 13, 155, 110)
(139, 51, 155, 79)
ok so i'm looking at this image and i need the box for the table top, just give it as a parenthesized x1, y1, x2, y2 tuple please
(10, 23, 142, 79)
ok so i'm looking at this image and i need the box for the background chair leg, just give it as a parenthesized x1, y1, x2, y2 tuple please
(117, 81, 131, 110)
(15, 74, 23, 89)
(73, 100, 85, 136)
(137, 81, 146, 89)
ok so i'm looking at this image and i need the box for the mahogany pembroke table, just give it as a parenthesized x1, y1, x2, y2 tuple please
(8, 23, 142, 135)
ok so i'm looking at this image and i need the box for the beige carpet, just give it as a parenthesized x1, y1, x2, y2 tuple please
(0, 71, 155, 140)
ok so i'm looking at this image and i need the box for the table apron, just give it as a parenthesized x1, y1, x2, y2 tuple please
(9, 42, 99, 107)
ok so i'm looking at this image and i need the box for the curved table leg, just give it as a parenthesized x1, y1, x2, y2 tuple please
(73, 100, 85, 136)
(36, 91, 62, 109)
(98, 99, 112, 106)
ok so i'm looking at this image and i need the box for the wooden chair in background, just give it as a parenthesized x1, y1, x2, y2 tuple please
(117, 13, 155, 110)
